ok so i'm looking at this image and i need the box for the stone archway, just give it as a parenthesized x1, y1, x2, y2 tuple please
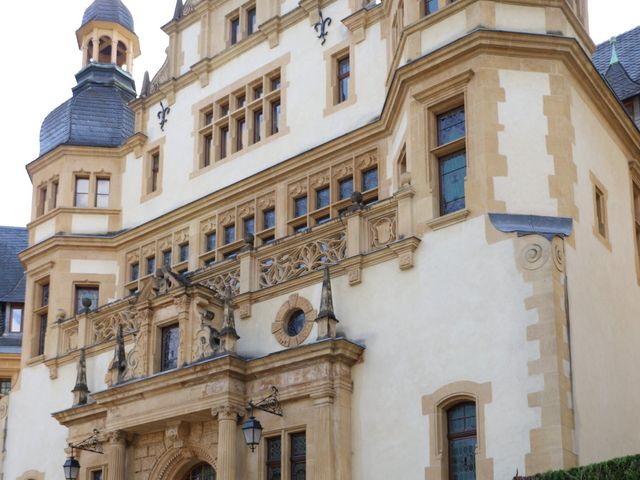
(149, 445, 217, 480)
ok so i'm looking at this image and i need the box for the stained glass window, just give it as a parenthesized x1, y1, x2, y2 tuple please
(161, 324, 180, 371)
(316, 187, 330, 209)
(339, 178, 353, 200)
(290, 432, 306, 480)
(267, 437, 282, 480)
(185, 463, 216, 480)
(438, 106, 465, 145)
(286, 310, 306, 337)
(448, 402, 477, 480)
(439, 152, 467, 215)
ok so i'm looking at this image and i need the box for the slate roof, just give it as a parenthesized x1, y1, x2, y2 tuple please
(81, 0, 135, 32)
(593, 26, 640, 102)
(39, 63, 136, 156)
(0, 227, 28, 304)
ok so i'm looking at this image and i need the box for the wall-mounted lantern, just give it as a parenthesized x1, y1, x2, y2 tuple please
(242, 386, 283, 452)
(63, 429, 103, 480)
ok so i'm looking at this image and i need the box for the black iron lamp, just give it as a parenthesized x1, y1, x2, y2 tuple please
(63, 453, 80, 480)
(241, 386, 283, 452)
(62, 429, 103, 479)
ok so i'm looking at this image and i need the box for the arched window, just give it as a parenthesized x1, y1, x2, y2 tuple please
(116, 41, 127, 68)
(98, 36, 112, 64)
(184, 463, 216, 480)
(447, 402, 477, 480)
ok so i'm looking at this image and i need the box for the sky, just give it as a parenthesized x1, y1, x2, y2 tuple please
(0, 0, 638, 227)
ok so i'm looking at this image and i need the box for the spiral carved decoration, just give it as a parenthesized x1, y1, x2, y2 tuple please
(519, 239, 550, 270)
(552, 237, 565, 272)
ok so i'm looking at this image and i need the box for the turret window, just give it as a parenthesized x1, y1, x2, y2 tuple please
(96, 178, 110, 208)
(75, 177, 90, 208)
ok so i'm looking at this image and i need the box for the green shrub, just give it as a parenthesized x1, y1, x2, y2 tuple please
(517, 455, 640, 480)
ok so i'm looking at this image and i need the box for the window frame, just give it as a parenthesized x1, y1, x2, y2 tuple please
(160, 323, 180, 372)
(8, 304, 23, 333)
(95, 177, 111, 209)
(262, 429, 307, 480)
(590, 172, 611, 249)
(74, 176, 91, 208)
(74, 284, 100, 316)
(33, 279, 50, 358)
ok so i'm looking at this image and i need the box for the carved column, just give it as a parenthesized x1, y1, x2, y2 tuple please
(108, 430, 126, 480)
(311, 391, 335, 480)
(215, 407, 240, 480)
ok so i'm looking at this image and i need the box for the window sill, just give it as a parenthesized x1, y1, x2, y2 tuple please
(426, 208, 470, 231)
(26, 354, 46, 366)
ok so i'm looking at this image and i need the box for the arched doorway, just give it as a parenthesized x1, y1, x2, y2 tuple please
(183, 462, 216, 480)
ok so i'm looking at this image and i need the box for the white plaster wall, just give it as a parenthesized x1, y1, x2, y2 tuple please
(238, 216, 542, 479)
(122, 3, 387, 228)
(280, 0, 299, 16)
(181, 22, 202, 75)
(495, 70, 558, 216)
(71, 214, 110, 235)
(495, 4, 546, 34)
(34, 218, 55, 243)
(4, 363, 76, 480)
(418, 11, 466, 63)
(564, 87, 640, 463)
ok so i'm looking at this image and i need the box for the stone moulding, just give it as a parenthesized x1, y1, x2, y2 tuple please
(488, 213, 573, 240)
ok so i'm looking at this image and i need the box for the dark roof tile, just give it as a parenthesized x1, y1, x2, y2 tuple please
(0, 227, 28, 303)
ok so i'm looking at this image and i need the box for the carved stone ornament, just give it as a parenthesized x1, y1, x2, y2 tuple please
(174, 228, 190, 245)
(127, 251, 140, 264)
(370, 214, 397, 249)
(201, 217, 216, 234)
(310, 170, 330, 189)
(332, 160, 353, 179)
(183, 0, 202, 16)
(519, 239, 551, 271)
(201, 268, 241, 297)
(259, 232, 346, 288)
(272, 294, 316, 348)
(141, 243, 156, 259)
(552, 236, 565, 272)
(159, 236, 173, 251)
(356, 151, 377, 170)
(93, 309, 139, 344)
(155, 267, 189, 297)
(150, 56, 170, 95)
(192, 310, 220, 361)
(288, 179, 308, 197)
(237, 202, 255, 219)
(220, 210, 236, 227)
(257, 193, 276, 210)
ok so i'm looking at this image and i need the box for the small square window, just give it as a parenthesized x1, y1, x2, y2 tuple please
(162, 249, 172, 267)
(316, 215, 330, 225)
(294, 224, 308, 234)
(206, 232, 217, 252)
(244, 217, 255, 236)
(0, 380, 11, 396)
(362, 168, 378, 191)
(316, 187, 330, 209)
(237, 95, 246, 109)
(224, 250, 239, 260)
(146, 256, 156, 276)
(425, 0, 438, 14)
(338, 178, 354, 200)
(179, 243, 190, 263)
(75, 286, 99, 315)
(294, 196, 307, 218)
(437, 106, 465, 145)
(271, 76, 281, 91)
(262, 235, 275, 245)
(253, 85, 263, 100)
(220, 102, 230, 117)
(204, 110, 214, 125)
(224, 225, 236, 245)
(130, 262, 140, 281)
(91, 470, 104, 480)
(263, 208, 275, 230)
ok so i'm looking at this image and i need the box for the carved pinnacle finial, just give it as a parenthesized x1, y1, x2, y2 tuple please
(174, 0, 184, 20)
(610, 36, 619, 65)
(315, 266, 339, 340)
(141, 71, 151, 97)
(110, 324, 127, 384)
(72, 348, 89, 406)
(220, 286, 240, 352)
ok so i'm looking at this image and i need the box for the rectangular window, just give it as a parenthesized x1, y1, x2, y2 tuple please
(294, 196, 307, 218)
(237, 117, 246, 151)
(130, 262, 139, 282)
(425, 0, 438, 15)
(151, 152, 160, 193)
(337, 56, 350, 104)
(244, 217, 255, 236)
(0, 379, 11, 396)
(220, 102, 230, 117)
(75, 286, 99, 315)
(9, 305, 23, 333)
(204, 109, 214, 125)
(160, 324, 179, 371)
(96, 178, 110, 208)
(206, 232, 217, 252)
(290, 432, 306, 479)
(162, 249, 172, 267)
(247, 7, 257, 35)
(271, 101, 281, 135)
(316, 214, 330, 225)
(253, 109, 263, 144)
(271, 76, 281, 91)
(91, 470, 104, 480)
(316, 187, 330, 209)
(37, 314, 47, 356)
(224, 225, 236, 245)
(51, 180, 59, 209)
(230, 16, 240, 45)
(146, 256, 156, 276)
(41, 283, 50, 308)
(75, 177, 90, 208)
(436, 106, 467, 216)
(266, 437, 282, 480)
(253, 84, 263, 100)
(37, 186, 47, 216)
(237, 94, 247, 109)
(362, 168, 378, 191)
(263, 208, 276, 230)
(203, 133, 213, 167)
(338, 177, 354, 200)
(220, 126, 229, 160)
(179, 243, 190, 263)
(595, 186, 607, 238)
